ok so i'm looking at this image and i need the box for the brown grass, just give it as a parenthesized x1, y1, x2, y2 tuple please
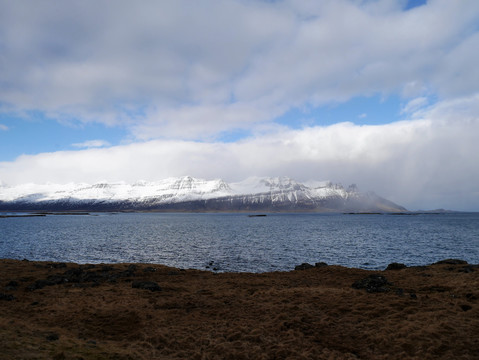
(0, 259, 478, 359)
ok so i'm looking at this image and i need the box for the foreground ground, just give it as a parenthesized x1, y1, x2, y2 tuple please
(0, 259, 478, 359)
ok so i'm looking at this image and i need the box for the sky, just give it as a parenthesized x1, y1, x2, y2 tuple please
(0, 0, 479, 211)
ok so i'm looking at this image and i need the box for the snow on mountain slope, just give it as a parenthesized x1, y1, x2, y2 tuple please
(0, 176, 407, 212)
(0, 176, 232, 203)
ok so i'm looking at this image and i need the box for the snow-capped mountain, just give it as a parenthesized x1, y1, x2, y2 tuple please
(0, 176, 406, 212)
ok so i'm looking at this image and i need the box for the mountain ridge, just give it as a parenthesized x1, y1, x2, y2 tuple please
(0, 176, 407, 212)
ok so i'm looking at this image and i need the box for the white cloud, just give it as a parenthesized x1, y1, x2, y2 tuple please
(0, 0, 478, 138)
(401, 97, 429, 114)
(1, 97, 478, 211)
(0, 124, 8, 131)
(411, 93, 479, 122)
(71, 139, 111, 149)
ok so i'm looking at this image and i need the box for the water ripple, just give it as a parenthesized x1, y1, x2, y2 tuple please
(1, 212, 478, 272)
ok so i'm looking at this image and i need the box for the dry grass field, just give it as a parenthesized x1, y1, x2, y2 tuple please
(1, 259, 478, 359)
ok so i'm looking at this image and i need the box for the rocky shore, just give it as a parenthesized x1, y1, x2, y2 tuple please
(1, 259, 478, 359)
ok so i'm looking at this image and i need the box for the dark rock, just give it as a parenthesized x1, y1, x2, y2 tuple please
(5, 280, 18, 290)
(466, 293, 477, 301)
(48, 263, 67, 269)
(0, 292, 15, 301)
(460, 304, 472, 312)
(459, 265, 475, 273)
(395, 288, 404, 296)
(352, 274, 392, 293)
(434, 259, 468, 265)
(63, 266, 137, 285)
(410, 293, 417, 299)
(424, 286, 450, 293)
(46, 333, 59, 341)
(132, 281, 162, 292)
(411, 266, 429, 271)
(26, 264, 145, 291)
(81, 271, 106, 283)
(295, 263, 314, 271)
(46, 275, 68, 285)
(386, 262, 407, 270)
(143, 267, 157, 272)
(77, 270, 103, 283)
(64, 268, 92, 283)
(26, 279, 52, 291)
(28, 269, 93, 289)
(117, 269, 135, 278)
(64, 267, 84, 278)
(72, 282, 100, 288)
(52, 352, 66, 360)
(315, 262, 328, 268)
(127, 264, 138, 272)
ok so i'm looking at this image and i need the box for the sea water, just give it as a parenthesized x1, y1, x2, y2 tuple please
(0, 212, 478, 272)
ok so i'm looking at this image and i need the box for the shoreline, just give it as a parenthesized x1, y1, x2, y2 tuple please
(2, 256, 477, 273)
(1, 258, 478, 359)
(1, 210, 470, 216)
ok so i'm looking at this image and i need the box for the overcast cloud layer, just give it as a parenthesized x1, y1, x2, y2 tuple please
(1, 0, 479, 211)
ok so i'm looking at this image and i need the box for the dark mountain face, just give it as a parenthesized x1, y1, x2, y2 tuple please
(0, 177, 407, 212)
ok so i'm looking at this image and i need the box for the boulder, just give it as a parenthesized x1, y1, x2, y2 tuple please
(294, 263, 314, 270)
(433, 259, 468, 265)
(352, 274, 391, 293)
(132, 281, 162, 292)
(5, 280, 18, 290)
(48, 263, 67, 269)
(26, 279, 55, 291)
(0, 292, 15, 301)
(458, 266, 476, 273)
(386, 262, 407, 270)
(143, 267, 157, 273)
(46, 333, 59, 341)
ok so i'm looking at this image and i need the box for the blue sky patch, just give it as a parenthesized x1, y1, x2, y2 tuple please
(274, 94, 405, 129)
(0, 112, 128, 161)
